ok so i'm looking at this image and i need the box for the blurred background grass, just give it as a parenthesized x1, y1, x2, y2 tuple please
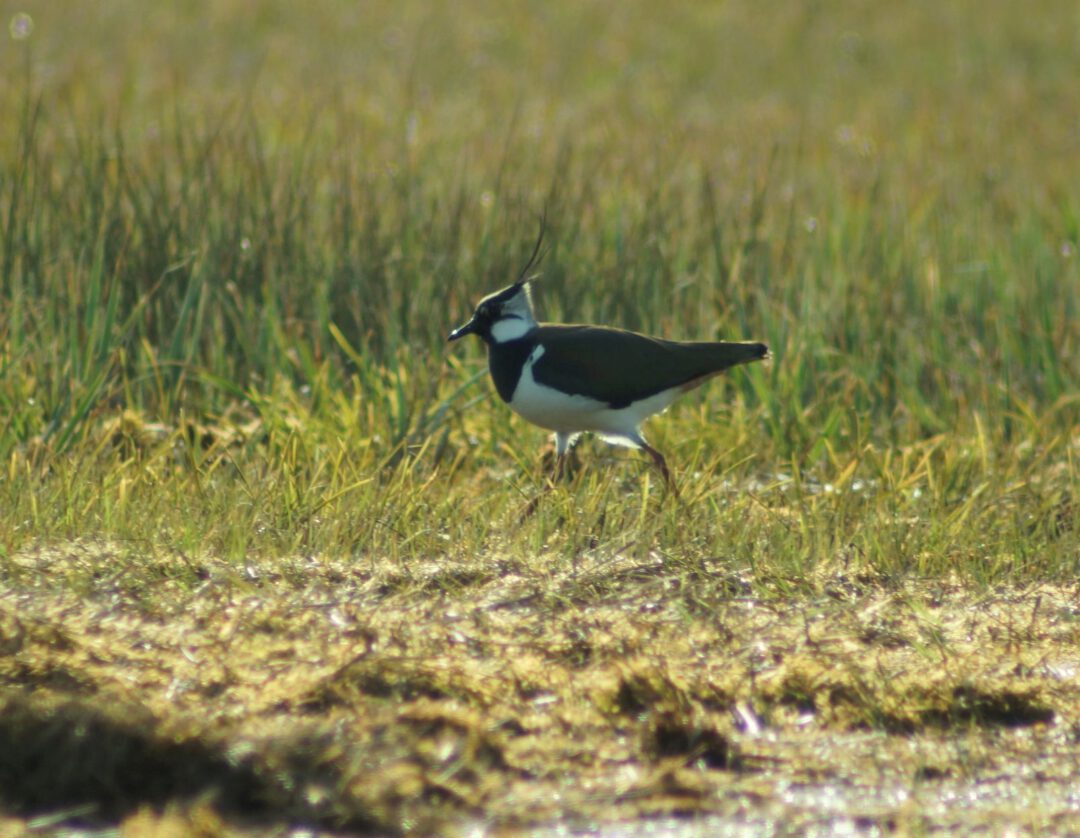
(0, 0, 1077, 575)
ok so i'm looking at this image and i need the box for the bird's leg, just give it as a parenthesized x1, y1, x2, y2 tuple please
(519, 469, 555, 521)
(551, 432, 580, 484)
(518, 491, 544, 521)
(521, 437, 565, 521)
(521, 434, 580, 520)
(639, 441, 681, 499)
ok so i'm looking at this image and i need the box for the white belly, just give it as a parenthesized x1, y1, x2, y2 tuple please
(508, 346, 680, 445)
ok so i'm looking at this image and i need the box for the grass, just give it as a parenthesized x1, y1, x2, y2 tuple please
(1, 0, 1078, 833)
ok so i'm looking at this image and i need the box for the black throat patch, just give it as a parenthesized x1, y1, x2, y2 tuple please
(487, 336, 537, 403)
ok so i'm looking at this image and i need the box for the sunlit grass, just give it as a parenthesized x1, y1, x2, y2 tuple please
(0, 0, 1077, 833)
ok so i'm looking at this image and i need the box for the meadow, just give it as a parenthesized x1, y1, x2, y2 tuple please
(0, 0, 1077, 833)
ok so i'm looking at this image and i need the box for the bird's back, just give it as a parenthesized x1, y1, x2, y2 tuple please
(530, 324, 767, 409)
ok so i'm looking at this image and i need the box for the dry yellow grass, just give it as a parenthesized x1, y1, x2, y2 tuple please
(3, 539, 1077, 834)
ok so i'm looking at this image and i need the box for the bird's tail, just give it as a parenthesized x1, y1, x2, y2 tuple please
(676, 340, 768, 393)
(703, 340, 769, 371)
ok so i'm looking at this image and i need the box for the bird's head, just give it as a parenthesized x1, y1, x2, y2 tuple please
(448, 280, 537, 345)
(448, 218, 546, 345)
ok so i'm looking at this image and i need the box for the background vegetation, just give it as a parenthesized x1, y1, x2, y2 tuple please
(1, 0, 1077, 833)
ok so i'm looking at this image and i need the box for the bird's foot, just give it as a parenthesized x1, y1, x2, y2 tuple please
(540, 443, 581, 482)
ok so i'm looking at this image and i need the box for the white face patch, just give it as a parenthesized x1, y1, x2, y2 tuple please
(476, 282, 538, 343)
(490, 315, 533, 343)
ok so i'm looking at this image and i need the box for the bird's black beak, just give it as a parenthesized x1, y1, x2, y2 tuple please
(448, 318, 477, 342)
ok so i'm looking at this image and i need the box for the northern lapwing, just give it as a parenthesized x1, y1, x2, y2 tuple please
(448, 228, 768, 490)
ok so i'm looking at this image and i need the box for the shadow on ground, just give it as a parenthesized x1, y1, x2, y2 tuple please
(0, 691, 388, 834)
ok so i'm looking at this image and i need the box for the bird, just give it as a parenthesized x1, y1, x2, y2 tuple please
(448, 226, 768, 490)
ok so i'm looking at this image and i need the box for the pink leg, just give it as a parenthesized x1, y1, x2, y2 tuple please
(639, 441, 680, 498)
(520, 452, 562, 521)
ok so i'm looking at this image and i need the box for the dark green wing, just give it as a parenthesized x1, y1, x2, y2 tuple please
(531, 324, 766, 408)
